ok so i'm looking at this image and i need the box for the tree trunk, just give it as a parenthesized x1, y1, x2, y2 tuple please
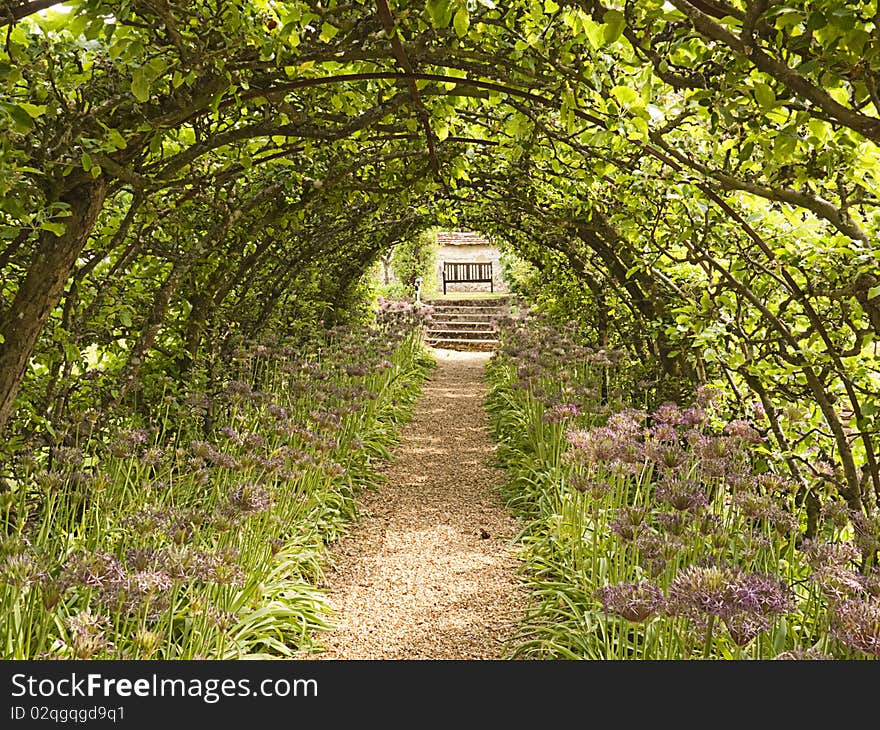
(0, 178, 107, 438)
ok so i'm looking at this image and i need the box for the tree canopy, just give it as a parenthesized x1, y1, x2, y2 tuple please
(1, 0, 879, 520)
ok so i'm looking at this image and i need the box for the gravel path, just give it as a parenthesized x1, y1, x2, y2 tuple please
(312, 348, 525, 659)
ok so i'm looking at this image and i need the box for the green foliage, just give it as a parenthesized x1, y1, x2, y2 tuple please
(0, 323, 433, 659)
(390, 230, 439, 294)
(488, 316, 873, 660)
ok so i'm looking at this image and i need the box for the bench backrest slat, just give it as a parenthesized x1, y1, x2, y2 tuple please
(441, 261, 494, 294)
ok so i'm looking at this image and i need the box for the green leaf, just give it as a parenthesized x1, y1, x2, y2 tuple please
(738, 139, 754, 161)
(0, 101, 34, 133)
(19, 103, 46, 118)
(867, 285, 880, 300)
(628, 115, 649, 140)
(544, 0, 560, 12)
(131, 68, 151, 102)
(453, 8, 470, 38)
(319, 22, 338, 42)
(106, 128, 127, 150)
(426, 0, 454, 28)
(611, 85, 643, 110)
(581, 18, 604, 49)
(828, 86, 849, 105)
(63, 342, 81, 363)
(40, 221, 66, 237)
(753, 82, 776, 110)
(772, 133, 796, 160)
(80, 152, 92, 172)
(806, 118, 830, 143)
(602, 9, 625, 44)
(806, 11, 827, 31)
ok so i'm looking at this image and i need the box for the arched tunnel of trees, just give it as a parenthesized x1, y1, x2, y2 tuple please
(1, 0, 880, 661)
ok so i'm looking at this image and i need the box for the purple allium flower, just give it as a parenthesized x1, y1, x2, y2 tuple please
(344, 364, 368, 377)
(644, 442, 687, 470)
(36, 470, 65, 493)
(656, 477, 709, 512)
(810, 564, 868, 601)
(267, 403, 288, 420)
(595, 581, 664, 622)
(610, 507, 650, 541)
(543, 402, 581, 423)
(695, 384, 719, 407)
(205, 607, 238, 631)
(652, 403, 681, 425)
(568, 472, 612, 497)
(698, 513, 723, 536)
(226, 482, 272, 515)
(667, 565, 737, 618)
(224, 380, 252, 399)
(821, 500, 850, 530)
(109, 428, 149, 458)
(128, 570, 174, 595)
(739, 529, 773, 561)
(216, 451, 241, 470)
(65, 610, 109, 659)
(849, 511, 880, 556)
(732, 492, 798, 535)
(647, 423, 678, 443)
(654, 511, 689, 536)
(125, 547, 157, 573)
(606, 409, 646, 436)
(862, 568, 880, 598)
(190, 440, 216, 461)
(691, 434, 736, 461)
(52, 446, 84, 468)
(754, 473, 798, 496)
(61, 550, 126, 591)
(801, 539, 860, 569)
(141, 447, 164, 467)
(219, 425, 240, 441)
(325, 462, 346, 478)
(667, 566, 792, 622)
(636, 529, 685, 576)
(831, 598, 880, 657)
(723, 612, 770, 647)
(723, 419, 762, 443)
(0, 552, 41, 588)
(731, 573, 794, 615)
(242, 432, 266, 450)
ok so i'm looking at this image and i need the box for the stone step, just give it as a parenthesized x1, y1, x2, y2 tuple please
(427, 328, 496, 340)
(429, 311, 498, 322)
(426, 337, 499, 351)
(425, 297, 511, 307)
(429, 320, 497, 331)
(428, 305, 506, 315)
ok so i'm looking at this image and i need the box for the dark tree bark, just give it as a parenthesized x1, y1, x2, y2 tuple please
(0, 178, 108, 437)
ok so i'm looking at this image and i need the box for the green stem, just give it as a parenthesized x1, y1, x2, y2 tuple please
(703, 614, 716, 659)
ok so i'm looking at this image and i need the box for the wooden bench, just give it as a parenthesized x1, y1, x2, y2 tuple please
(442, 262, 493, 295)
